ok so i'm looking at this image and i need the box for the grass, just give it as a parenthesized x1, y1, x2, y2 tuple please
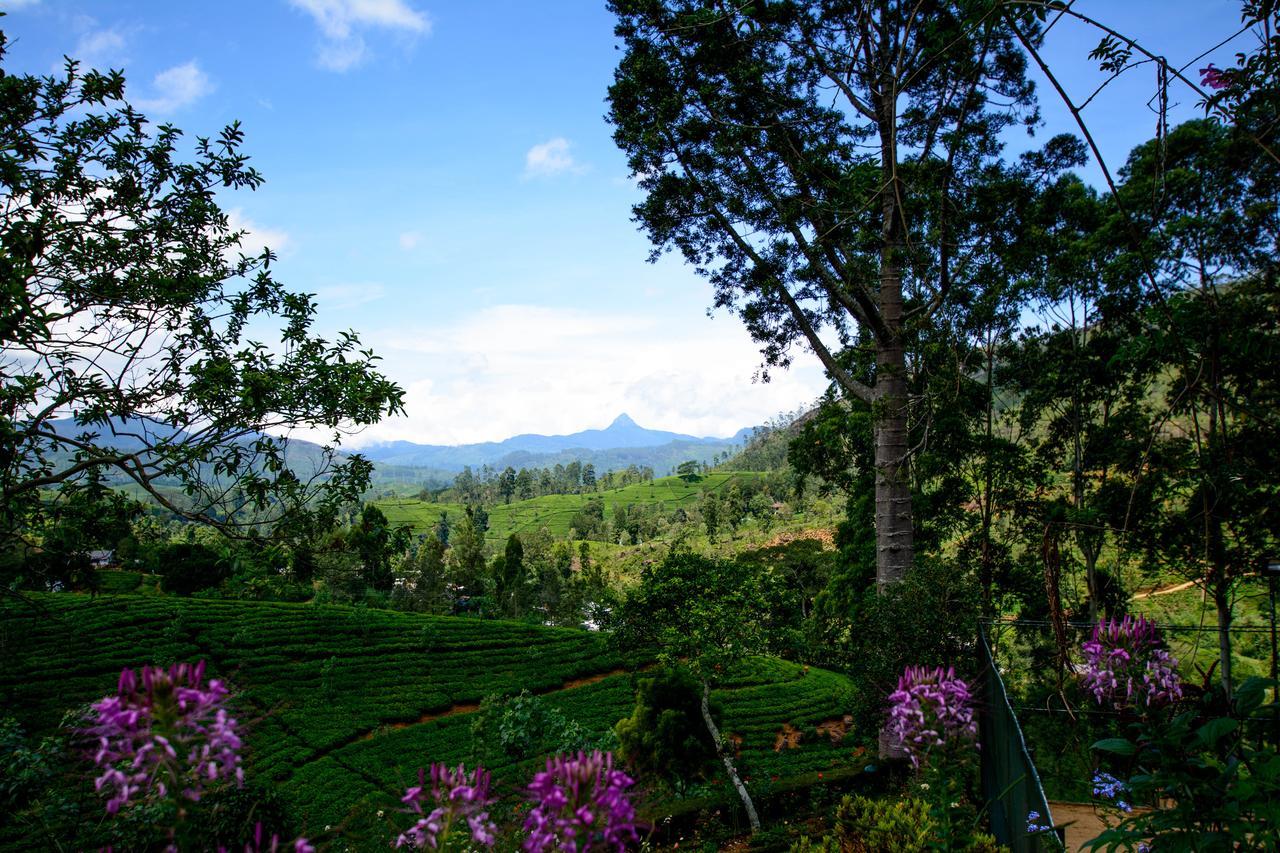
(377, 472, 770, 545)
(0, 593, 862, 849)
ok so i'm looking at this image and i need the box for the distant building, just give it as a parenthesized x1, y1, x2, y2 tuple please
(88, 550, 115, 568)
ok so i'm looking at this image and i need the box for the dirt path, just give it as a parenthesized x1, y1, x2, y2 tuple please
(1133, 580, 1197, 600)
(1049, 801, 1110, 851)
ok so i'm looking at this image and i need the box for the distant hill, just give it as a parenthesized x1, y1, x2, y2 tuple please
(37, 413, 757, 493)
(719, 409, 815, 472)
(357, 414, 751, 474)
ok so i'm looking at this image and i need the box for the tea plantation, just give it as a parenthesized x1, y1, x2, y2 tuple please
(0, 594, 859, 846)
(378, 471, 767, 544)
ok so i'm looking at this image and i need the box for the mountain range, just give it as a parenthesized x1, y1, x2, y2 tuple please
(358, 414, 751, 474)
(41, 414, 754, 487)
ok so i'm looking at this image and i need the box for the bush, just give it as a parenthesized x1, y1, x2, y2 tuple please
(790, 794, 1001, 853)
(470, 691, 598, 762)
(157, 543, 229, 595)
(615, 666, 718, 792)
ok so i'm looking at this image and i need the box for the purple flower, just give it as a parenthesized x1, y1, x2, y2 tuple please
(1025, 809, 1052, 834)
(523, 751, 641, 852)
(1200, 64, 1230, 90)
(223, 822, 315, 853)
(886, 666, 977, 768)
(396, 763, 497, 849)
(84, 661, 243, 815)
(1080, 616, 1182, 712)
(1091, 772, 1133, 813)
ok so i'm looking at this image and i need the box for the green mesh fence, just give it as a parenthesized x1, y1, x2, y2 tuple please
(978, 630, 1064, 851)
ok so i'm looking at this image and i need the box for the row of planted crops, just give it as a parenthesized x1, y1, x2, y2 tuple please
(0, 594, 861, 846)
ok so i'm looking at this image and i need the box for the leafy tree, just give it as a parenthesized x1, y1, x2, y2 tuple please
(613, 552, 791, 832)
(470, 691, 596, 764)
(1110, 120, 1280, 696)
(290, 543, 317, 585)
(608, 0, 1043, 588)
(157, 543, 229, 596)
(432, 511, 450, 546)
(447, 514, 487, 603)
(348, 504, 408, 592)
(407, 535, 448, 613)
(675, 460, 701, 482)
(581, 463, 597, 491)
(497, 467, 517, 504)
(492, 534, 527, 617)
(515, 468, 535, 501)
(615, 667, 719, 793)
(699, 492, 720, 540)
(0, 31, 403, 546)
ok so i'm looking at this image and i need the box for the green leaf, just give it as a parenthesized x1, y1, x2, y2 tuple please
(1196, 717, 1238, 746)
(1233, 676, 1278, 717)
(1092, 737, 1137, 756)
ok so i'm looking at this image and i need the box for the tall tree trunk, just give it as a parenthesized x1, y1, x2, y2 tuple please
(873, 143, 913, 589)
(1214, 582, 1233, 700)
(701, 680, 760, 833)
(874, 334, 914, 588)
(873, 75, 914, 761)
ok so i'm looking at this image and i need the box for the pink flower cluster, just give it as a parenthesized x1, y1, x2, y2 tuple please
(84, 661, 243, 814)
(396, 753, 640, 852)
(1200, 63, 1230, 91)
(224, 822, 315, 853)
(1080, 615, 1182, 711)
(886, 665, 978, 767)
(396, 763, 498, 849)
(522, 751, 640, 853)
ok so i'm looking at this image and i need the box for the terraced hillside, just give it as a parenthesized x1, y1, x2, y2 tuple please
(0, 594, 860, 848)
(378, 471, 768, 544)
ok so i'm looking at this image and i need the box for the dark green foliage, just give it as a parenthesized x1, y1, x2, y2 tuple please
(470, 690, 597, 763)
(615, 667, 718, 791)
(1086, 677, 1280, 850)
(832, 559, 981, 732)
(0, 32, 403, 544)
(612, 552, 796, 678)
(291, 543, 317, 585)
(789, 794, 1001, 853)
(348, 504, 409, 592)
(568, 497, 606, 540)
(158, 543, 229, 595)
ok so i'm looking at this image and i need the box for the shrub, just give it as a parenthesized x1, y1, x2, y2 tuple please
(614, 666, 718, 792)
(157, 543, 229, 595)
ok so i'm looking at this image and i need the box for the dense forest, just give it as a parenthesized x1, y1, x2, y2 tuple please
(2, 1, 1279, 851)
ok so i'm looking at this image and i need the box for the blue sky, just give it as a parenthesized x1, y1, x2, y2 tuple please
(1, 0, 1251, 446)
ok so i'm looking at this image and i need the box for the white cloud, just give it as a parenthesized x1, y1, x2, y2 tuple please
(333, 304, 827, 447)
(398, 230, 423, 250)
(225, 209, 292, 258)
(523, 137, 585, 179)
(73, 28, 127, 67)
(314, 282, 387, 310)
(289, 0, 432, 71)
(134, 61, 213, 113)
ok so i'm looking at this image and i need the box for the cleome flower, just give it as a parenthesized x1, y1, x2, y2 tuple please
(886, 665, 978, 768)
(523, 750, 641, 852)
(83, 661, 243, 814)
(396, 762, 498, 849)
(1080, 615, 1182, 712)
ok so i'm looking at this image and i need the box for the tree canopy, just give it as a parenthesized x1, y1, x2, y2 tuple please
(0, 32, 403, 547)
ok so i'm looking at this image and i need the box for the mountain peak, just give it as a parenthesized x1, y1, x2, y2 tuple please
(608, 413, 639, 429)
